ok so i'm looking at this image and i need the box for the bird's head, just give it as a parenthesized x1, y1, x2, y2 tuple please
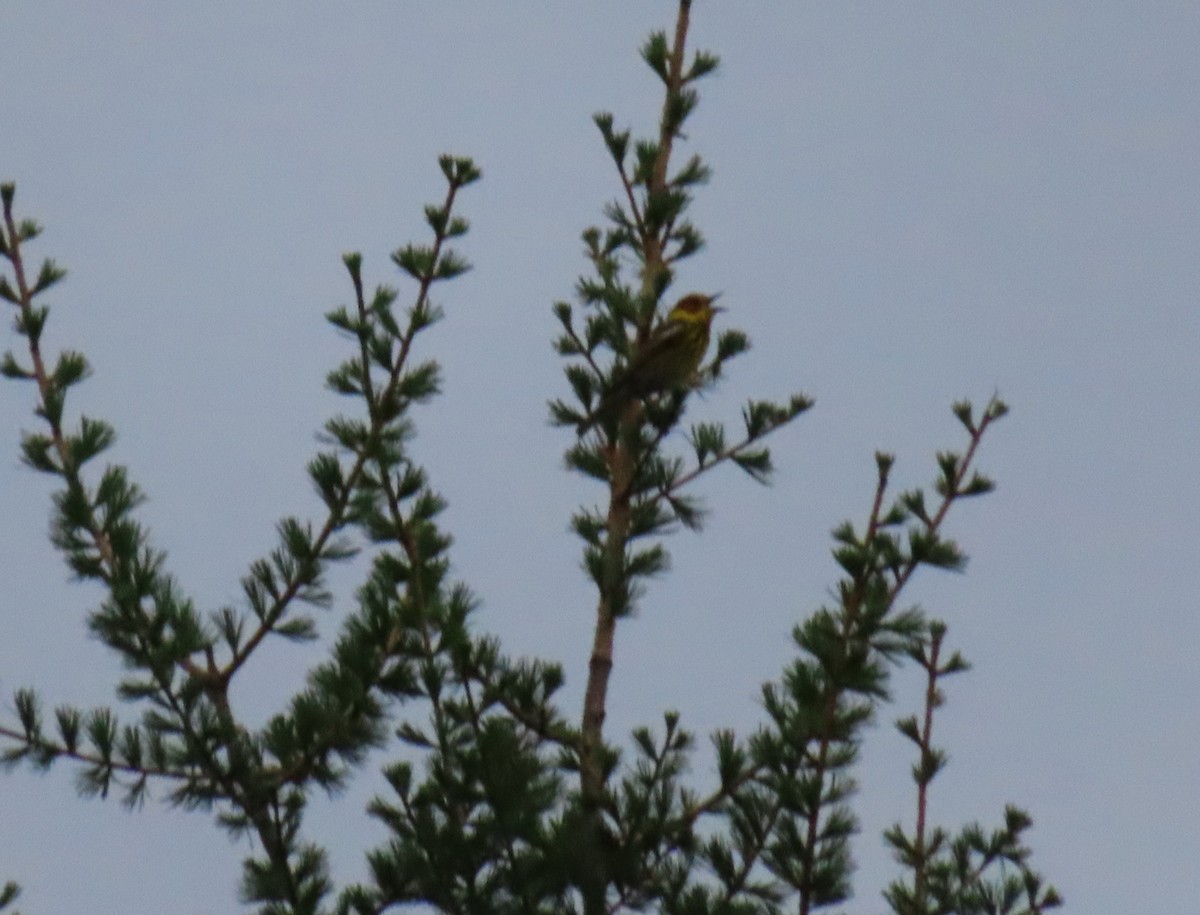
(668, 292, 724, 326)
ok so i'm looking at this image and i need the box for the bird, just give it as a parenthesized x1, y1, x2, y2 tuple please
(584, 292, 723, 431)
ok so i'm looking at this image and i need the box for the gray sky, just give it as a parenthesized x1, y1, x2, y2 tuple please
(2, 3, 1198, 912)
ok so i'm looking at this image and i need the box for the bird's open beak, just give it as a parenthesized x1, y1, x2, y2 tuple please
(709, 292, 725, 312)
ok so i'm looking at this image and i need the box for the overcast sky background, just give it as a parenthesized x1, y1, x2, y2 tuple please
(2, 3, 1198, 913)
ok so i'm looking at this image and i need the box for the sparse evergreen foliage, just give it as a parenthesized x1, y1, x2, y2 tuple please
(882, 624, 1062, 915)
(0, 882, 19, 915)
(1, 3, 1057, 913)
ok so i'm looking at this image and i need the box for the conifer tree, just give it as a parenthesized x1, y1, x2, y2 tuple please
(1, 3, 1058, 913)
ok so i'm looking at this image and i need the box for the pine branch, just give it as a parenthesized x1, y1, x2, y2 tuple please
(226, 162, 474, 684)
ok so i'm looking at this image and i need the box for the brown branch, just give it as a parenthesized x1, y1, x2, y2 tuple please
(579, 0, 694, 783)
(614, 157, 648, 241)
(672, 410, 998, 913)
(913, 628, 944, 907)
(577, 11, 696, 914)
(1, 193, 118, 574)
(226, 176, 463, 681)
(0, 725, 189, 782)
(886, 406, 996, 605)
(652, 0, 691, 196)
(653, 423, 788, 502)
